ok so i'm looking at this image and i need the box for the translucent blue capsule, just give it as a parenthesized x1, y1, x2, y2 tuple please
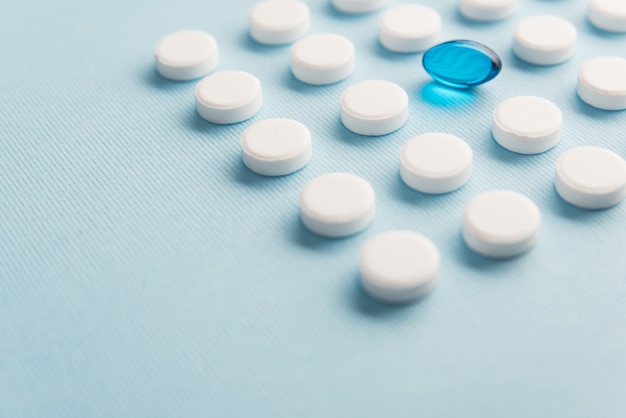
(422, 40, 502, 89)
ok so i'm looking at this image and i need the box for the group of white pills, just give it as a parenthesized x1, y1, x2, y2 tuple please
(153, 0, 626, 304)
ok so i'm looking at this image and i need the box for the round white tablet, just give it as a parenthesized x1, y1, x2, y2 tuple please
(577, 56, 626, 111)
(463, 191, 541, 258)
(513, 15, 577, 65)
(400, 133, 473, 194)
(241, 119, 312, 176)
(555, 147, 626, 210)
(154, 31, 219, 81)
(195, 71, 262, 125)
(300, 173, 375, 238)
(359, 231, 440, 304)
(290, 33, 355, 85)
(332, 0, 389, 14)
(589, 0, 626, 33)
(249, 0, 310, 45)
(492, 96, 563, 154)
(459, 0, 518, 22)
(378, 5, 441, 53)
(341, 80, 409, 136)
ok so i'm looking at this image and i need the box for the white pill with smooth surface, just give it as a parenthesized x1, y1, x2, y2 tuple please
(249, 0, 310, 45)
(577, 56, 626, 111)
(463, 191, 541, 258)
(513, 15, 577, 65)
(241, 118, 312, 176)
(492, 96, 563, 154)
(459, 0, 518, 22)
(195, 71, 262, 124)
(359, 231, 440, 304)
(154, 31, 219, 81)
(291, 33, 355, 85)
(332, 0, 389, 14)
(300, 173, 375, 238)
(378, 4, 441, 53)
(555, 147, 626, 210)
(400, 133, 473, 194)
(341, 80, 409, 136)
(588, 0, 626, 33)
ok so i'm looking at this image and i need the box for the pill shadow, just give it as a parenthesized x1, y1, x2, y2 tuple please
(371, 38, 422, 61)
(572, 91, 626, 120)
(238, 31, 291, 54)
(453, 9, 507, 28)
(391, 174, 459, 208)
(184, 107, 245, 137)
(323, 2, 374, 21)
(282, 68, 341, 95)
(418, 81, 479, 108)
(143, 66, 195, 91)
(331, 118, 400, 148)
(230, 158, 280, 190)
(454, 232, 534, 273)
(290, 215, 355, 251)
(348, 274, 428, 318)
(584, 20, 626, 39)
(548, 187, 619, 221)
(505, 51, 568, 73)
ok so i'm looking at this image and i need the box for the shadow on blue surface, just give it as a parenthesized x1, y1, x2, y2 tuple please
(371, 38, 421, 61)
(143, 66, 195, 91)
(584, 20, 626, 40)
(486, 135, 553, 166)
(391, 174, 458, 208)
(452, 8, 509, 29)
(323, 2, 376, 21)
(282, 69, 338, 95)
(238, 31, 290, 54)
(290, 215, 356, 251)
(548, 186, 620, 221)
(331, 118, 390, 148)
(505, 50, 569, 72)
(419, 81, 478, 108)
(453, 233, 529, 272)
(185, 108, 241, 136)
(348, 274, 428, 318)
(572, 90, 626, 119)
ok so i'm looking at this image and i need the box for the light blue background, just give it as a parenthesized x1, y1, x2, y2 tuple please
(1, 0, 625, 417)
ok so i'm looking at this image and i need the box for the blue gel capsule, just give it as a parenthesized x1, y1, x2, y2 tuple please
(422, 40, 502, 88)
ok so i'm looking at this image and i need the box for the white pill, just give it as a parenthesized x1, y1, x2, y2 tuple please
(400, 133, 473, 194)
(249, 0, 310, 45)
(577, 56, 626, 111)
(240, 118, 312, 176)
(332, 0, 389, 14)
(300, 173, 375, 238)
(555, 147, 626, 210)
(459, 0, 518, 22)
(290, 33, 355, 85)
(513, 15, 577, 66)
(154, 31, 219, 81)
(492, 96, 563, 154)
(589, 0, 626, 33)
(463, 191, 541, 259)
(195, 71, 262, 125)
(359, 231, 440, 304)
(341, 80, 409, 136)
(378, 5, 441, 53)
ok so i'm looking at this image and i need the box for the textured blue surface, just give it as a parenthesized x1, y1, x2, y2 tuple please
(1, 1, 626, 417)
(423, 40, 502, 88)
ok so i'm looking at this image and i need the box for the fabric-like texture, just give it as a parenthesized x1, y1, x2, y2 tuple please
(1, 1, 625, 417)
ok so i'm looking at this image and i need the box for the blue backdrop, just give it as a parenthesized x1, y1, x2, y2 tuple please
(1, 0, 625, 417)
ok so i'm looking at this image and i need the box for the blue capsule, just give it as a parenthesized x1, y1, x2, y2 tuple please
(422, 40, 502, 89)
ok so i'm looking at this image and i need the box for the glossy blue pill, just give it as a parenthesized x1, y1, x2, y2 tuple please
(422, 40, 502, 88)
